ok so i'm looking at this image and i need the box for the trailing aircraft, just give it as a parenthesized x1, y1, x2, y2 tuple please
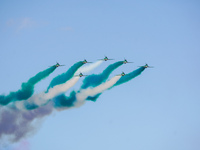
(117, 71, 126, 76)
(74, 72, 88, 77)
(123, 59, 133, 64)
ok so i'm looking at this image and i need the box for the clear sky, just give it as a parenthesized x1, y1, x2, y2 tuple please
(0, 0, 200, 150)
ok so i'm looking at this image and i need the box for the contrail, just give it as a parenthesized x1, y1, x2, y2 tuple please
(47, 61, 84, 90)
(86, 67, 146, 101)
(14, 77, 80, 110)
(75, 60, 103, 75)
(0, 66, 57, 105)
(54, 76, 121, 109)
(81, 61, 123, 89)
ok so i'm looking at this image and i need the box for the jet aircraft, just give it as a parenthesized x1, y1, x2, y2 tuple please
(117, 72, 126, 76)
(82, 59, 92, 64)
(50, 62, 65, 68)
(74, 72, 88, 77)
(123, 59, 133, 64)
(99, 56, 114, 61)
(138, 64, 153, 68)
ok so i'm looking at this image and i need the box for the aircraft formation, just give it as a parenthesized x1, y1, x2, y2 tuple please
(0, 56, 153, 143)
(0, 56, 154, 108)
(55, 57, 153, 76)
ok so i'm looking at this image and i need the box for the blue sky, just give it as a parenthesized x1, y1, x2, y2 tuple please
(0, 0, 200, 150)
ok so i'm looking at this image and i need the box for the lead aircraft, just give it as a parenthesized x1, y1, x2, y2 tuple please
(99, 56, 114, 61)
(138, 64, 153, 68)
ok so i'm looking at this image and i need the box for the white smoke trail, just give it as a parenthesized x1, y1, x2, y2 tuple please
(74, 76, 121, 107)
(15, 77, 80, 110)
(44, 77, 80, 100)
(75, 60, 103, 75)
(14, 61, 104, 110)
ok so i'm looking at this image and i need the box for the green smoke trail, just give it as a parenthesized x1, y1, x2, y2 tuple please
(53, 91, 77, 108)
(114, 67, 145, 86)
(0, 66, 57, 105)
(81, 61, 123, 89)
(53, 62, 124, 108)
(16, 61, 101, 110)
(47, 61, 83, 90)
(18, 77, 81, 110)
(22, 61, 84, 109)
(86, 67, 146, 101)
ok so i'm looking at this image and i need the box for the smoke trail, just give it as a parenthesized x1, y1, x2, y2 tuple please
(81, 61, 123, 89)
(53, 91, 77, 108)
(14, 61, 104, 110)
(53, 61, 123, 108)
(114, 67, 145, 86)
(0, 60, 147, 150)
(75, 60, 103, 75)
(54, 76, 121, 109)
(0, 66, 56, 106)
(43, 77, 80, 101)
(0, 63, 83, 143)
(47, 61, 83, 90)
(0, 103, 53, 143)
(13, 61, 103, 111)
(76, 76, 121, 102)
(14, 77, 80, 110)
(86, 67, 146, 101)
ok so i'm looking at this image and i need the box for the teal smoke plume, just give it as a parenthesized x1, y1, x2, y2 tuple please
(0, 66, 56, 105)
(81, 61, 123, 89)
(15, 61, 103, 110)
(54, 61, 123, 108)
(47, 61, 83, 90)
(19, 77, 80, 110)
(86, 67, 146, 101)
(114, 67, 145, 86)
(0, 60, 148, 146)
(54, 91, 77, 108)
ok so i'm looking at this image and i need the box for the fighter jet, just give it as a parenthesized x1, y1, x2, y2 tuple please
(117, 72, 126, 76)
(123, 59, 133, 64)
(50, 62, 65, 68)
(82, 59, 92, 64)
(99, 56, 114, 61)
(55, 62, 65, 67)
(138, 64, 153, 68)
(74, 72, 88, 77)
